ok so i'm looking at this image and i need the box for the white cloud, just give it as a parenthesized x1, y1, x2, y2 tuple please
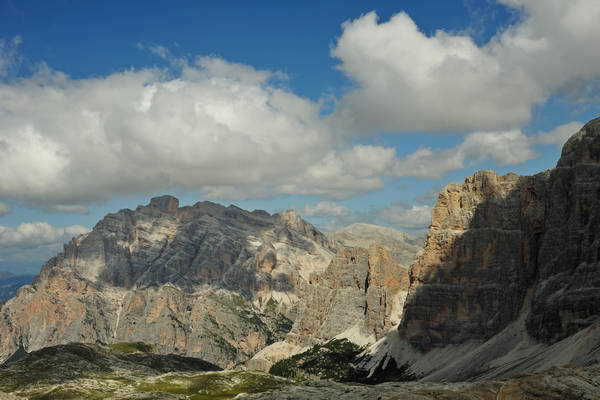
(0, 222, 88, 248)
(0, 0, 595, 210)
(0, 55, 407, 205)
(0, 201, 10, 216)
(280, 145, 400, 199)
(393, 129, 538, 178)
(535, 121, 584, 146)
(300, 201, 350, 218)
(391, 121, 585, 179)
(331, 1, 600, 133)
(378, 203, 432, 230)
(0, 222, 89, 265)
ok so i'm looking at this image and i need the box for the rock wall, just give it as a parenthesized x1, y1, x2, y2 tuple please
(0, 198, 333, 367)
(248, 244, 410, 371)
(0, 196, 419, 370)
(399, 118, 600, 351)
(289, 245, 408, 346)
(326, 223, 423, 267)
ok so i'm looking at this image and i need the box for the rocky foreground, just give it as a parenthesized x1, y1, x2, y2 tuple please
(0, 342, 598, 400)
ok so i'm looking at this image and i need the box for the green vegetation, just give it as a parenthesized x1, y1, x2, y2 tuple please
(0, 372, 290, 400)
(269, 339, 367, 382)
(264, 297, 278, 314)
(109, 341, 157, 354)
(136, 371, 289, 400)
(207, 291, 248, 313)
(0, 342, 291, 399)
(205, 330, 238, 359)
(273, 313, 293, 333)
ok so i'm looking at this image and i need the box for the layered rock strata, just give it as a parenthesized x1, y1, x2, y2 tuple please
(362, 117, 600, 381)
(400, 117, 600, 350)
(248, 244, 410, 370)
(0, 199, 334, 368)
(0, 197, 418, 370)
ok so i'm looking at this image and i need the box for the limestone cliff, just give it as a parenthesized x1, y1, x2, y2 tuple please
(362, 117, 600, 381)
(248, 244, 410, 371)
(0, 197, 418, 370)
(0, 199, 333, 368)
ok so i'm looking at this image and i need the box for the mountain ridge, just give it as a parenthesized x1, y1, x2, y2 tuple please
(358, 117, 600, 381)
(0, 197, 419, 370)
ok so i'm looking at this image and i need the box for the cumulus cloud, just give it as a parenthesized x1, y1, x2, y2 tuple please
(279, 145, 400, 199)
(312, 201, 433, 234)
(0, 1, 596, 208)
(300, 201, 350, 218)
(0, 222, 89, 265)
(393, 129, 538, 178)
(391, 121, 584, 179)
(535, 121, 584, 146)
(0, 55, 405, 206)
(331, 1, 600, 133)
(0, 222, 88, 248)
(50, 205, 90, 214)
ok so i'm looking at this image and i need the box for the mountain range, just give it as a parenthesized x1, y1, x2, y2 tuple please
(0, 117, 599, 397)
(0, 196, 421, 370)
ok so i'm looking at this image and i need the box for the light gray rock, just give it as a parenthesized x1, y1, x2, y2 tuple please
(0, 199, 331, 368)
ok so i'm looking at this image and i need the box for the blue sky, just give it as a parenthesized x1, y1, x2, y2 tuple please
(0, 0, 599, 274)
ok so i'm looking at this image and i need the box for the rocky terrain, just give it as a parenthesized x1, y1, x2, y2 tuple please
(358, 117, 600, 381)
(1, 111, 599, 396)
(0, 196, 418, 370)
(247, 243, 410, 371)
(0, 199, 335, 368)
(245, 364, 600, 399)
(0, 341, 289, 399)
(0, 342, 598, 400)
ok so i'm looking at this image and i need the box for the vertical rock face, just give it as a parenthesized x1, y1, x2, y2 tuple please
(399, 171, 528, 350)
(289, 245, 408, 347)
(527, 118, 600, 341)
(0, 199, 334, 368)
(247, 243, 410, 371)
(398, 117, 600, 352)
(0, 196, 419, 370)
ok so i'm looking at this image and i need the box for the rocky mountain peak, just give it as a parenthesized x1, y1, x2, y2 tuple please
(326, 223, 422, 267)
(0, 197, 344, 367)
(276, 209, 329, 248)
(557, 117, 600, 168)
(147, 195, 180, 214)
(361, 117, 600, 382)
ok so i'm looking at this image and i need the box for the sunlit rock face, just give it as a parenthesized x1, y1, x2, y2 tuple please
(400, 117, 600, 351)
(0, 195, 420, 370)
(249, 237, 415, 372)
(399, 169, 528, 351)
(354, 117, 600, 382)
(288, 244, 409, 347)
(0, 198, 334, 368)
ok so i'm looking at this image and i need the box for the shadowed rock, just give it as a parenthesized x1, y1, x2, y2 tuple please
(359, 117, 600, 382)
